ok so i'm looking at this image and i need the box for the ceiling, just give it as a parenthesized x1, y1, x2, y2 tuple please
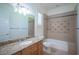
(27, 3, 77, 14)
(29, 3, 66, 10)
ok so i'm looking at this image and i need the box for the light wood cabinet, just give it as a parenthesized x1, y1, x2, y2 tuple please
(13, 51, 22, 55)
(22, 47, 32, 55)
(14, 40, 43, 55)
(37, 41, 43, 55)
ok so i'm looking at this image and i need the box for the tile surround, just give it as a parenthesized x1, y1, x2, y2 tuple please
(44, 11, 77, 54)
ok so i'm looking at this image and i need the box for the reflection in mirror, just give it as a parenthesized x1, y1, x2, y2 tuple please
(38, 12, 43, 26)
(0, 3, 35, 42)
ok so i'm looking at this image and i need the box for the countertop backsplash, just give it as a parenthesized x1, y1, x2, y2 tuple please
(0, 37, 29, 47)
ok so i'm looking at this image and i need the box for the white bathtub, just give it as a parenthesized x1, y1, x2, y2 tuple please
(43, 39, 68, 53)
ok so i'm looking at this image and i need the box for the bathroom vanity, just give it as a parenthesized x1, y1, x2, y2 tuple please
(0, 4, 44, 55)
(14, 40, 43, 55)
(0, 36, 43, 55)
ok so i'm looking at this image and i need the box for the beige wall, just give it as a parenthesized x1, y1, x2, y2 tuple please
(68, 15, 77, 54)
(44, 14, 48, 38)
(47, 16, 69, 41)
(44, 11, 77, 54)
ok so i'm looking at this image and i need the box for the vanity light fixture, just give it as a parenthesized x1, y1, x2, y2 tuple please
(14, 3, 31, 16)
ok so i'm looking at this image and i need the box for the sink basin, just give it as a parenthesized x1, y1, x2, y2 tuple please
(19, 40, 32, 45)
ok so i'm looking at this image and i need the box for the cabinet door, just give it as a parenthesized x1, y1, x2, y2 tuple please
(22, 42, 38, 55)
(22, 47, 32, 55)
(31, 41, 43, 55)
(37, 41, 43, 55)
(30, 43, 38, 55)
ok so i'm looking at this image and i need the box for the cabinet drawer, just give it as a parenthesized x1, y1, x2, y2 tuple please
(31, 43, 38, 51)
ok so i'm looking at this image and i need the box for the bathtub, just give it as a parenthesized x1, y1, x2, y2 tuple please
(43, 39, 68, 54)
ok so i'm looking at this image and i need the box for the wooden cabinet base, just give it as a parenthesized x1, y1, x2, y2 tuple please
(14, 40, 43, 55)
(13, 51, 22, 55)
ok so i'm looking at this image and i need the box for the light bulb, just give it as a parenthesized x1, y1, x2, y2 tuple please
(14, 8, 17, 12)
(21, 8, 26, 12)
(18, 8, 22, 14)
(23, 12, 26, 16)
(21, 7, 27, 16)
(26, 8, 31, 14)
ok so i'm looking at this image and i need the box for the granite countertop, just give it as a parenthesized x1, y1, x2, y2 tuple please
(0, 36, 44, 55)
